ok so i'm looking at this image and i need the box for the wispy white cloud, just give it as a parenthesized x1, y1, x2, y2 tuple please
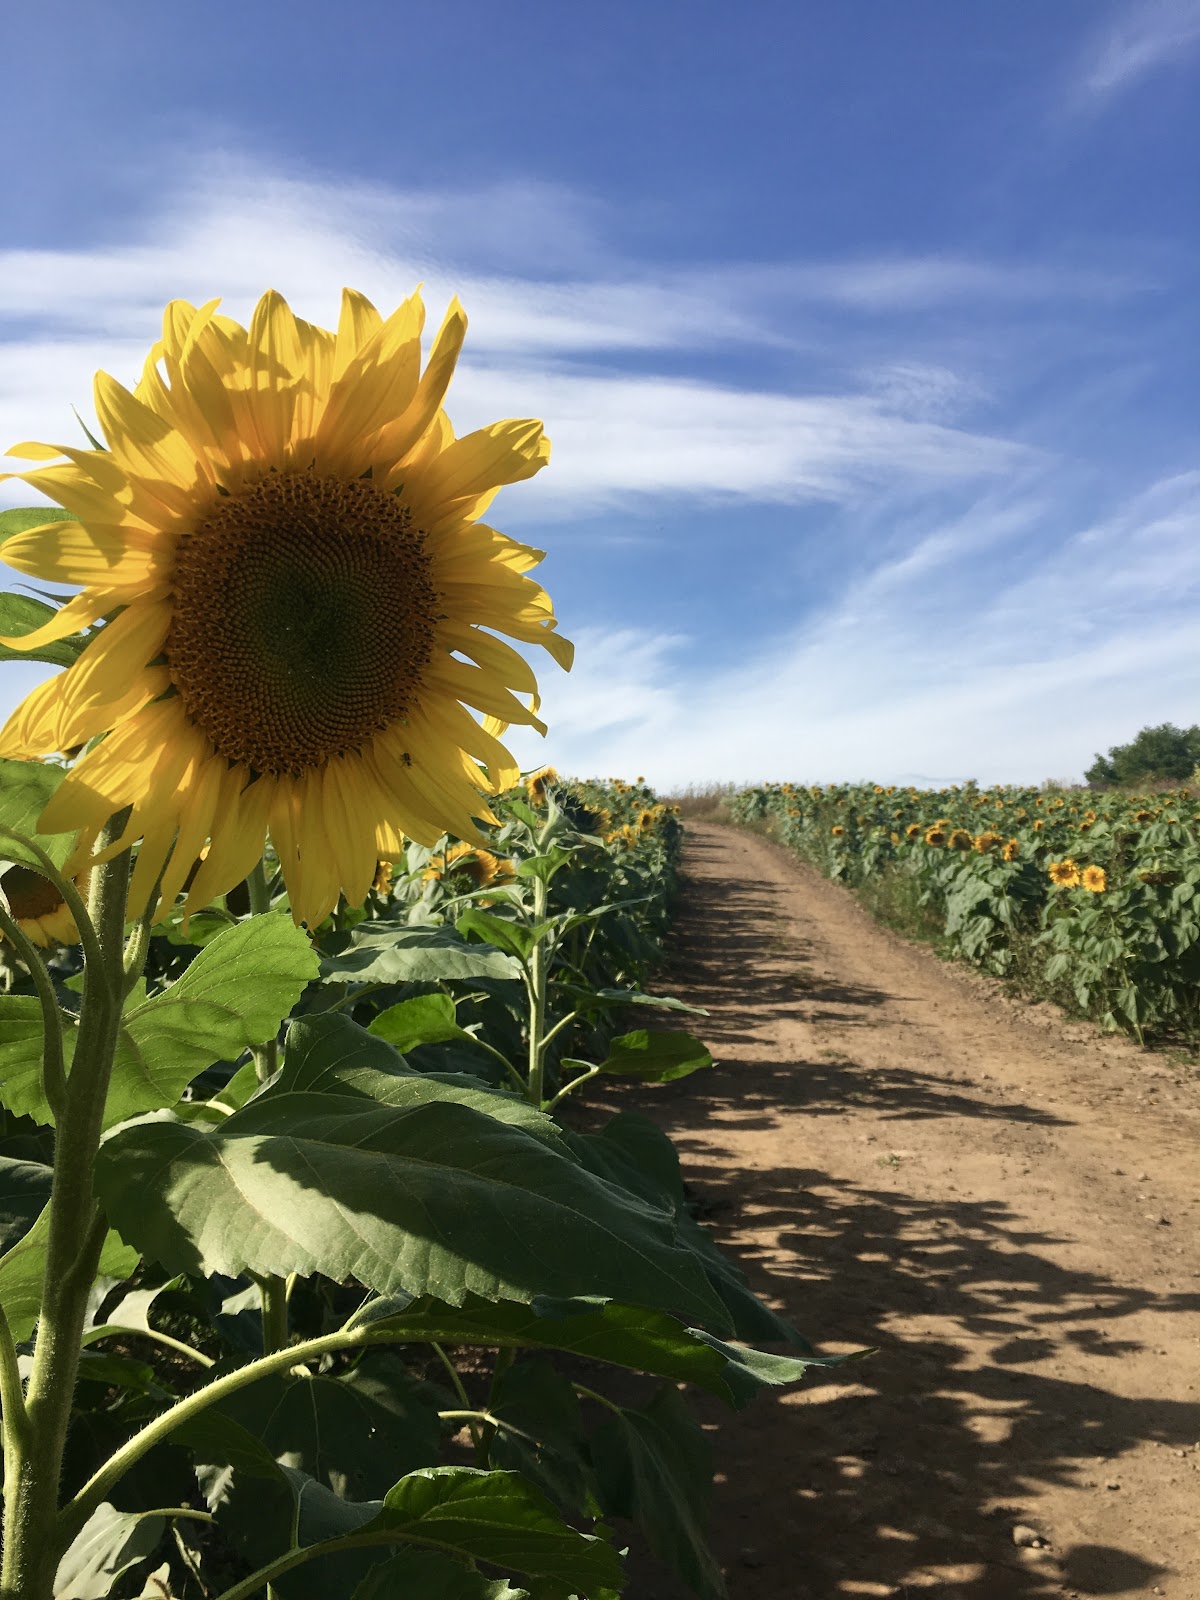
(0, 157, 1036, 520)
(1069, 0, 1200, 105)
(512, 471, 1200, 787)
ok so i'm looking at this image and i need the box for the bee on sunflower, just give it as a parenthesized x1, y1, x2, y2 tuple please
(0, 287, 571, 929)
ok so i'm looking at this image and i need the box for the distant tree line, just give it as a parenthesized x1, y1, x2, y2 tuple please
(1085, 722, 1200, 787)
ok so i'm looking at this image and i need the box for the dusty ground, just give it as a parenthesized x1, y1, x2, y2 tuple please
(597, 822, 1200, 1599)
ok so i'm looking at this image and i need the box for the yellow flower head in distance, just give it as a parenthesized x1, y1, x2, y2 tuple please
(947, 829, 974, 851)
(831, 825, 844, 837)
(1081, 864, 1106, 892)
(974, 831, 1003, 852)
(371, 860, 394, 897)
(1001, 839, 1020, 862)
(0, 865, 86, 949)
(1134, 809, 1154, 823)
(924, 826, 947, 847)
(1048, 859, 1081, 888)
(905, 823, 921, 838)
(1032, 819, 1045, 832)
(424, 841, 514, 889)
(524, 765, 559, 806)
(0, 288, 572, 928)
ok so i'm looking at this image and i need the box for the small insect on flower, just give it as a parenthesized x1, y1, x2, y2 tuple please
(1048, 859, 1081, 888)
(1081, 865, 1106, 893)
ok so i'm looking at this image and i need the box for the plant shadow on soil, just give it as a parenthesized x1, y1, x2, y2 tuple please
(579, 831, 1200, 1599)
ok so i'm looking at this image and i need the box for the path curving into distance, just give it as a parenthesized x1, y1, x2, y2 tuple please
(599, 822, 1200, 1599)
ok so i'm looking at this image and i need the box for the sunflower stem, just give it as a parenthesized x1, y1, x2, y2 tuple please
(525, 872, 550, 1107)
(245, 860, 288, 1363)
(0, 820, 131, 1600)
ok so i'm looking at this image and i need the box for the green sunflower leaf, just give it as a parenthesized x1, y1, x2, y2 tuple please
(319, 923, 522, 985)
(0, 506, 76, 547)
(93, 1094, 729, 1329)
(0, 593, 89, 669)
(0, 998, 75, 1125)
(366, 992, 471, 1053)
(282, 1014, 554, 1140)
(0, 756, 76, 870)
(348, 1294, 846, 1409)
(103, 912, 319, 1128)
(589, 1029, 713, 1084)
(0, 1200, 137, 1343)
(592, 1386, 724, 1600)
(53, 1502, 167, 1600)
(352, 1550, 528, 1600)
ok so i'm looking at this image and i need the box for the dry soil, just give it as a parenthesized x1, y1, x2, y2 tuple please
(597, 822, 1200, 1599)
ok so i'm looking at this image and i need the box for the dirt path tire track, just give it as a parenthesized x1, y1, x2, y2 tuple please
(595, 822, 1200, 1599)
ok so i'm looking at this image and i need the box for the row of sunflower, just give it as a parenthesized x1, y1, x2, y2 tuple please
(0, 289, 836, 1600)
(731, 779, 1200, 1045)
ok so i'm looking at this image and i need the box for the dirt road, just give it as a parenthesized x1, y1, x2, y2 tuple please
(604, 822, 1200, 1599)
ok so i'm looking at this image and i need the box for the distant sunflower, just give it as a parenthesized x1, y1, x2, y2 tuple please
(424, 841, 515, 890)
(974, 831, 1003, 852)
(831, 825, 845, 837)
(1081, 865, 1106, 893)
(0, 864, 86, 949)
(0, 288, 571, 927)
(525, 766, 559, 806)
(924, 827, 947, 847)
(1134, 810, 1154, 823)
(1032, 819, 1045, 832)
(1048, 859, 1081, 888)
(1001, 839, 1020, 862)
(905, 823, 921, 839)
(947, 828, 973, 851)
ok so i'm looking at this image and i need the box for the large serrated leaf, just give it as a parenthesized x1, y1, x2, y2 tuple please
(103, 912, 318, 1127)
(320, 923, 522, 984)
(94, 1095, 729, 1328)
(280, 1014, 556, 1140)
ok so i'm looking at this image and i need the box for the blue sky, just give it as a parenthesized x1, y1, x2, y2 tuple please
(2, 0, 1198, 786)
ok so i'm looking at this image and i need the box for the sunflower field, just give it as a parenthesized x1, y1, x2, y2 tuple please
(0, 286, 843, 1600)
(731, 780, 1200, 1047)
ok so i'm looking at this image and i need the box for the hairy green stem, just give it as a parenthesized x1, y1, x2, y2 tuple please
(246, 862, 287, 1362)
(525, 873, 549, 1107)
(1, 820, 132, 1600)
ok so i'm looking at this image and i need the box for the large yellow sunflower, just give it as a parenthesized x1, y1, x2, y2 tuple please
(0, 288, 572, 927)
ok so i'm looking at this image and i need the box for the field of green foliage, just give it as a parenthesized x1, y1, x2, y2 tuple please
(731, 779, 1200, 1047)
